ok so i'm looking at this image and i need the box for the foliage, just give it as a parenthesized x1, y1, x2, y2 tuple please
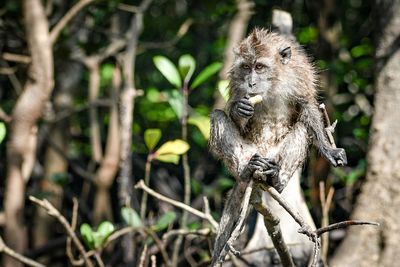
(80, 221, 115, 250)
(0, 0, 376, 266)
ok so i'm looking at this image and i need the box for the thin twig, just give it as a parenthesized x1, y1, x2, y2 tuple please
(144, 228, 171, 267)
(1, 52, 31, 64)
(163, 228, 212, 243)
(29, 196, 94, 267)
(50, 0, 94, 44)
(140, 156, 152, 218)
(316, 220, 379, 236)
(0, 107, 12, 123)
(151, 255, 156, 267)
(66, 198, 84, 266)
(139, 19, 193, 50)
(135, 180, 218, 230)
(93, 253, 105, 267)
(319, 182, 334, 264)
(138, 244, 148, 267)
(0, 236, 46, 267)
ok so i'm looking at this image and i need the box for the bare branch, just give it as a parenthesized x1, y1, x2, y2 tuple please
(1, 52, 31, 64)
(66, 198, 84, 266)
(251, 187, 295, 267)
(135, 180, 218, 230)
(29, 196, 94, 267)
(316, 220, 379, 236)
(138, 244, 148, 267)
(50, 0, 94, 44)
(0, 237, 45, 267)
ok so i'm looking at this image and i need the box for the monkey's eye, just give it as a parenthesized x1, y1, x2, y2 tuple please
(255, 63, 265, 70)
(242, 64, 251, 70)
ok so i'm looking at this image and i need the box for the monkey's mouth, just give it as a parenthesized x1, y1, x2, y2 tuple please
(248, 93, 264, 97)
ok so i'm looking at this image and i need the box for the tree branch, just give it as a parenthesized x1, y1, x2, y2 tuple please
(135, 180, 218, 230)
(50, 0, 94, 45)
(29, 196, 94, 267)
(0, 237, 45, 267)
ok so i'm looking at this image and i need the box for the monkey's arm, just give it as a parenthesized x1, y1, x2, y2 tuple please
(301, 101, 347, 167)
(227, 95, 254, 133)
(209, 109, 259, 264)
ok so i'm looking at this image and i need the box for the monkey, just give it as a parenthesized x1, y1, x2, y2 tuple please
(210, 28, 347, 193)
(209, 28, 346, 266)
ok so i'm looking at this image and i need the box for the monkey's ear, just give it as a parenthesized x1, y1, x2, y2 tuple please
(279, 46, 291, 65)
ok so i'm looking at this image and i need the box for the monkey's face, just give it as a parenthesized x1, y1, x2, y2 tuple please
(236, 58, 275, 97)
(229, 29, 293, 100)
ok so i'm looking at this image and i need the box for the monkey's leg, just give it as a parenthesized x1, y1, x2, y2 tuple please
(273, 123, 310, 193)
(210, 109, 258, 265)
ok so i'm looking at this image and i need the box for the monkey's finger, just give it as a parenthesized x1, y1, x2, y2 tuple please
(259, 157, 278, 166)
(263, 169, 278, 177)
(249, 160, 267, 169)
(237, 108, 254, 117)
(237, 101, 254, 111)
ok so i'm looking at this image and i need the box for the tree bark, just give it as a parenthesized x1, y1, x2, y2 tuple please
(4, 0, 53, 266)
(331, 1, 400, 266)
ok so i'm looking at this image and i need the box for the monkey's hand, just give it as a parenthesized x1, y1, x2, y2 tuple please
(231, 95, 254, 119)
(324, 147, 348, 167)
(246, 154, 285, 192)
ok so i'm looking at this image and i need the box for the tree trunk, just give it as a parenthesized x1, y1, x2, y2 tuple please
(331, 1, 400, 266)
(4, 0, 53, 266)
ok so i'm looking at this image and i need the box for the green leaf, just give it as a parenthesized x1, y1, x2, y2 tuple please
(50, 173, 69, 186)
(80, 223, 95, 250)
(155, 140, 190, 155)
(351, 44, 373, 58)
(100, 63, 114, 87)
(155, 154, 180, 164)
(188, 115, 211, 140)
(97, 221, 115, 240)
(179, 54, 196, 83)
(0, 122, 6, 144)
(191, 62, 222, 89)
(121, 207, 143, 228)
(166, 90, 184, 119)
(153, 212, 176, 231)
(297, 26, 318, 44)
(218, 177, 234, 190)
(153, 56, 182, 88)
(144, 129, 162, 151)
(217, 80, 230, 102)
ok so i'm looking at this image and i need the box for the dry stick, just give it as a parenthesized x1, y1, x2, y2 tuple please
(1, 52, 31, 64)
(316, 220, 379, 236)
(117, 1, 152, 263)
(319, 182, 334, 264)
(151, 255, 156, 267)
(163, 228, 212, 243)
(251, 187, 295, 267)
(135, 180, 219, 230)
(0, 237, 45, 267)
(138, 244, 148, 267)
(257, 184, 320, 267)
(29, 196, 94, 267)
(66, 198, 85, 266)
(140, 156, 152, 218)
(50, 0, 94, 44)
(212, 181, 254, 266)
(139, 19, 193, 50)
(144, 228, 171, 267)
(172, 79, 191, 267)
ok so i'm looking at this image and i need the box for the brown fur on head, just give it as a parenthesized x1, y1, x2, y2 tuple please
(229, 28, 317, 103)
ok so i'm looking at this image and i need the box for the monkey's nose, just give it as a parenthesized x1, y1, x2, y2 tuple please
(248, 82, 256, 88)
